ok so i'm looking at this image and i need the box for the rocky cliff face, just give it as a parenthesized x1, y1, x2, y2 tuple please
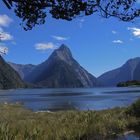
(0, 56, 25, 89)
(25, 44, 98, 88)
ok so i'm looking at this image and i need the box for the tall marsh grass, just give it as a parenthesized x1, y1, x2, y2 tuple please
(0, 100, 139, 140)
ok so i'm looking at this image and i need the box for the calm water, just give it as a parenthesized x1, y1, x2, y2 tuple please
(0, 87, 140, 111)
(117, 133, 140, 140)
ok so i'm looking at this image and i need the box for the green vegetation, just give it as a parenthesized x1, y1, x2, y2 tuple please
(127, 98, 140, 118)
(117, 80, 140, 87)
(0, 100, 139, 140)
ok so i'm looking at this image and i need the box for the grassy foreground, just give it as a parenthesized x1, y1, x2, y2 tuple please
(0, 100, 140, 140)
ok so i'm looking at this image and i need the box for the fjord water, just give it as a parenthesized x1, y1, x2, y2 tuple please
(0, 87, 140, 111)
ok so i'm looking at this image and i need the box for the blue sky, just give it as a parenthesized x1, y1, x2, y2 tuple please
(1, 1, 140, 77)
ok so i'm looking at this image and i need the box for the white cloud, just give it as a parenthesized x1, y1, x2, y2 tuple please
(112, 30, 117, 34)
(0, 15, 13, 27)
(0, 27, 13, 41)
(35, 42, 56, 51)
(113, 40, 123, 44)
(0, 45, 8, 55)
(52, 35, 69, 41)
(128, 27, 140, 38)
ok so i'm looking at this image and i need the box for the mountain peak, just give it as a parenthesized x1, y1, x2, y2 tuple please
(50, 44, 73, 65)
(24, 44, 97, 88)
(59, 44, 69, 49)
(57, 44, 71, 55)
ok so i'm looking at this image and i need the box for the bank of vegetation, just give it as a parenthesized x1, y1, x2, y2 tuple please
(117, 80, 140, 87)
(0, 99, 139, 140)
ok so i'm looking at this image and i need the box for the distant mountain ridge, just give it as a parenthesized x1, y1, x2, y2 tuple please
(8, 62, 36, 79)
(8, 46, 140, 88)
(24, 44, 98, 88)
(0, 56, 25, 89)
(98, 57, 140, 86)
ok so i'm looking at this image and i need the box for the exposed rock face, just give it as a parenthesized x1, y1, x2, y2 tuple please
(98, 57, 140, 86)
(24, 44, 98, 88)
(8, 62, 36, 79)
(0, 56, 25, 89)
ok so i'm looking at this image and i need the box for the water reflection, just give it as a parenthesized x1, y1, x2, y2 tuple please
(0, 87, 140, 112)
(117, 133, 140, 140)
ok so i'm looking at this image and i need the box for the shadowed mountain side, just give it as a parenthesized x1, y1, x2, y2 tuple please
(0, 56, 25, 89)
(8, 62, 36, 79)
(24, 44, 98, 88)
(98, 57, 140, 86)
(133, 62, 140, 80)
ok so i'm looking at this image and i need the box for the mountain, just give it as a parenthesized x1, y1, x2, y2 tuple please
(0, 56, 25, 89)
(8, 62, 36, 79)
(98, 57, 140, 86)
(24, 44, 98, 88)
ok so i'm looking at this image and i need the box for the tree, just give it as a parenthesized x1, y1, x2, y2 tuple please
(2, 0, 140, 30)
(0, 35, 8, 55)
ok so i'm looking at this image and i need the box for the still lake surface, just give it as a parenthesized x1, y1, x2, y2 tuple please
(0, 87, 140, 111)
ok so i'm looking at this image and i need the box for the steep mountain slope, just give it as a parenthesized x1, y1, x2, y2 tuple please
(133, 62, 140, 80)
(25, 44, 98, 88)
(8, 62, 36, 79)
(0, 56, 25, 89)
(98, 57, 140, 86)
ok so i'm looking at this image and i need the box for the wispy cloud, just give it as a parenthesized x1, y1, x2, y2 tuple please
(11, 41, 17, 45)
(35, 42, 57, 51)
(0, 15, 13, 27)
(52, 35, 69, 41)
(112, 40, 123, 44)
(0, 27, 13, 41)
(79, 18, 85, 28)
(128, 27, 140, 38)
(112, 30, 117, 34)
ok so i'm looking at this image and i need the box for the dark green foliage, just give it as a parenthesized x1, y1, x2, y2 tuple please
(2, 0, 140, 30)
(117, 80, 140, 87)
(127, 98, 140, 117)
